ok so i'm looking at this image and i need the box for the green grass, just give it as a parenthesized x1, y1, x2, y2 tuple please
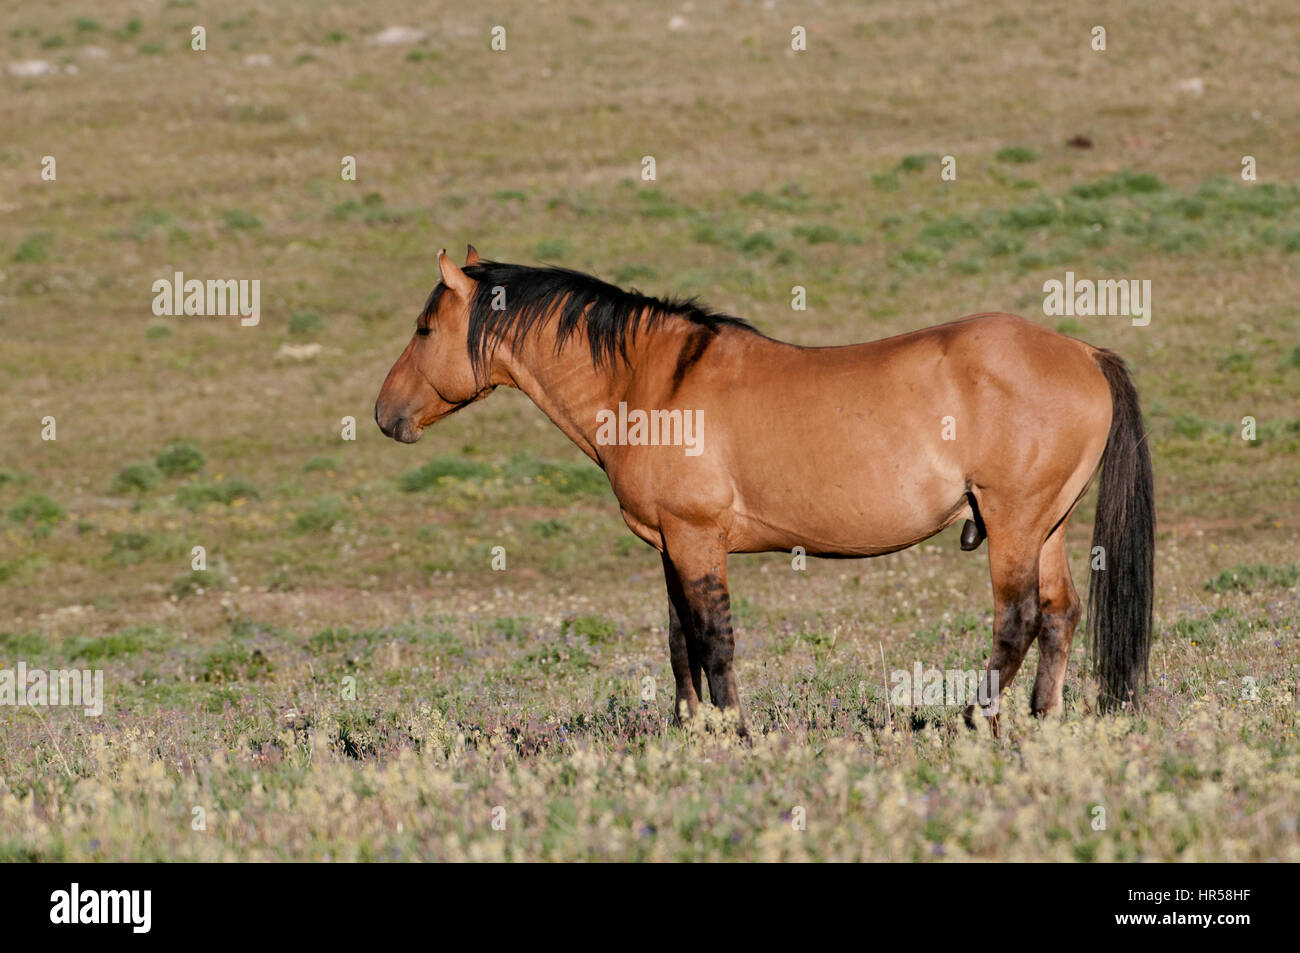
(11, 235, 47, 262)
(995, 145, 1038, 164)
(110, 462, 162, 494)
(156, 442, 206, 477)
(222, 209, 263, 230)
(399, 456, 495, 491)
(289, 311, 326, 335)
(7, 493, 65, 526)
(176, 478, 260, 509)
(293, 497, 345, 533)
(1204, 563, 1300, 594)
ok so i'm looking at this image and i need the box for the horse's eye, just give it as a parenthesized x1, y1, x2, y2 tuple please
(416, 327, 431, 337)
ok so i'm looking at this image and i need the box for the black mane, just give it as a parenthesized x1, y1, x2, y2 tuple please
(421, 261, 759, 376)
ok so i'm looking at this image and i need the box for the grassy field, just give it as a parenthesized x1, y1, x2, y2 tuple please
(1, 0, 1298, 861)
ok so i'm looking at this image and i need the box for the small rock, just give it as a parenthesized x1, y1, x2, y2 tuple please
(275, 342, 324, 362)
(7, 60, 58, 77)
(367, 26, 426, 46)
(668, 15, 688, 31)
(1174, 77, 1205, 96)
(243, 53, 273, 67)
(79, 45, 108, 59)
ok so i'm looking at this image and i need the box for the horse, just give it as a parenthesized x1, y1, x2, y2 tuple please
(375, 247, 1155, 735)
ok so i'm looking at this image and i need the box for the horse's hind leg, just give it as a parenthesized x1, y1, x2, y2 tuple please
(967, 528, 1043, 734)
(1031, 521, 1082, 717)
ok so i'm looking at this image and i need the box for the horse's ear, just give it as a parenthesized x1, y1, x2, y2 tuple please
(465, 244, 481, 266)
(437, 248, 474, 298)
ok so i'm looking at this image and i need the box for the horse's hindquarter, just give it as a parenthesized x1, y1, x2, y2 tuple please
(670, 314, 1111, 555)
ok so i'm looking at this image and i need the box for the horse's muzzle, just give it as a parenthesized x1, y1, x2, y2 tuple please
(374, 406, 422, 443)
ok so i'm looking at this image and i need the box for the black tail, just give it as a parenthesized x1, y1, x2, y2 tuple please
(1088, 350, 1155, 712)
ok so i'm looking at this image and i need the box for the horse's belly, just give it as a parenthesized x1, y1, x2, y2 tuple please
(726, 468, 969, 556)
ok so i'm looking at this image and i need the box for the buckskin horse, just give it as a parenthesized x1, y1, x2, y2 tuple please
(375, 247, 1155, 734)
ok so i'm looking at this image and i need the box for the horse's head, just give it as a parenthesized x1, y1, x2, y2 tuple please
(375, 246, 489, 443)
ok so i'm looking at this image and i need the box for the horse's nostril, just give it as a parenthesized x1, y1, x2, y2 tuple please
(376, 410, 410, 440)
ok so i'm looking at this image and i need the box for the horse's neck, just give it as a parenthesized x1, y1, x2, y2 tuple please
(493, 333, 632, 465)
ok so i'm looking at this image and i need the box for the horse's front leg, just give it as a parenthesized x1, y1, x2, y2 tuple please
(662, 553, 702, 724)
(661, 520, 746, 736)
